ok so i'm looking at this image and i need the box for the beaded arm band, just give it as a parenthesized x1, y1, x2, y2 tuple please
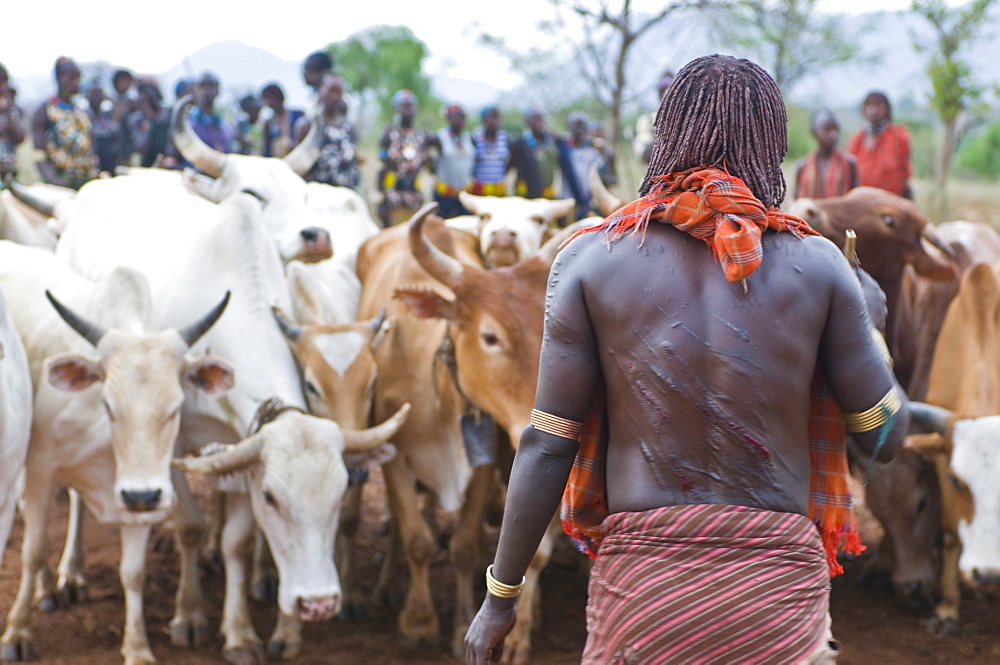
(486, 565, 526, 599)
(529, 408, 583, 440)
(844, 386, 902, 433)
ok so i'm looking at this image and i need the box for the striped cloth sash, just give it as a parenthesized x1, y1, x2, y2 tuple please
(581, 504, 830, 665)
(797, 150, 856, 199)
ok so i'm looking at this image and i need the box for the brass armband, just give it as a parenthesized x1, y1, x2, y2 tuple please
(872, 329, 893, 368)
(844, 387, 902, 433)
(485, 565, 525, 599)
(529, 408, 583, 440)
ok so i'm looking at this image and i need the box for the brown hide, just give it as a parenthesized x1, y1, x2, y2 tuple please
(904, 222, 1000, 401)
(793, 188, 957, 390)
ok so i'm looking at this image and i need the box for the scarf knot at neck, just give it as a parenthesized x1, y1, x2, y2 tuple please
(595, 167, 818, 282)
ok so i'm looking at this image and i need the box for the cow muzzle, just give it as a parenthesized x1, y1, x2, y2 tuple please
(299, 226, 333, 263)
(970, 567, 1000, 586)
(297, 594, 339, 622)
(896, 579, 937, 609)
(120, 488, 163, 512)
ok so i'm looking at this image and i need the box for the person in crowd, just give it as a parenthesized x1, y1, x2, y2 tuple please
(470, 106, 510, 196)
(295, 73, 361, 190)
(234, 94, 263, 155)
(634, 70, 674, 164)
(464, 53, 907, 665)
(589, 119, 617, 187)
(261, 82, 304, 158)
(794, 108, 859, 200)
(426, 103, 474, 218)
(159, 78, 195, 170)
(31, 57, 97, 189)
(126, 78, 171, 168)
(510, 107, 564, 200)
(563, 110, 603, 219)
(376, 89, 429, 226)
(302, 50, 333, 94)
(110, 68, 135, 164)
(85, 79, 122, 174)
(846, 90, 913, 199)
(189, 72, 233, 153)
(0, 63, 26, 180)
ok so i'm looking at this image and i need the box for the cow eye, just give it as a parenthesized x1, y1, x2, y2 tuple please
(531, 215, 544, 224)
(881, 215, 895, 227)
(482, 332, 500, 347)
(916, 497, 927, 513)
(102, 398, 116, 420)
(241, 188, 267, 205)
(305, 381, 320, 397)
(263, 489, 278, 508)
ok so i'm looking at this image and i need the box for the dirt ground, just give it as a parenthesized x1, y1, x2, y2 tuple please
(1, 469, 998, 665)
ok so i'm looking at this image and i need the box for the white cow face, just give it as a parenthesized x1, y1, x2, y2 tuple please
(456, 193, 575, 267)
(175, 405, 408, 619)
(952, 416, 1000, 584)
(47, 330, 233, 520)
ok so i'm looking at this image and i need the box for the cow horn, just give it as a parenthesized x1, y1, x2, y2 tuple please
(7, 178, 58, 217)
(173, 434, 265, 475)
(843, 229, 860, 268)
(171, 95, 226, 178)
(282, 116, 323, 176)
(178, 291, 231, 347)
(923, 224, 957, 260)
(589, 163, 624, 216)
(408, 203, 465, 291)
(368, 307, 387, 335)
(342, 403, 411, 452)
(46, 290, 107, 347)
(536, 217, 601, 266)
(908, 401, 952, 435)
(272, 305, 304, 342)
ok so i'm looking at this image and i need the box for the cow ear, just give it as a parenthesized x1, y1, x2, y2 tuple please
(344, 442, 397, 473)
(181, 168, 226, 203)
(185, 356, 235, 395)
(46, 353, 104, 392)
(393, 287, 457, 320)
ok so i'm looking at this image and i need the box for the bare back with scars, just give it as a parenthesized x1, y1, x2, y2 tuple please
(537, 222, 906, 517)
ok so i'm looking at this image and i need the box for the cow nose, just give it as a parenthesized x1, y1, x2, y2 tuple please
(901, 581, 923, 598)
(297, 595, 340, 622)
(492, 229, 517, 248)
(301, 227, 319, 242)
(121, 489, 161, 512)
(972, 568, 1000, 585)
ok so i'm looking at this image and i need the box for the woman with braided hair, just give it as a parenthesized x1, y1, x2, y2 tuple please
(465, 54, 908, 665)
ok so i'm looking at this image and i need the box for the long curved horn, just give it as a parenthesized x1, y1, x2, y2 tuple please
(7, 178, 58, 217)
(368, 307, 387, 334)
(178, 291, 230, 347)
(272, 305, 303, 342)
(408, 203, 467, 291)
(282, 115, 324, 176)
(923, 224, 957, 260)
(908, 401, 952, 435)
(173, 434, 265, 475)
(343, 403, 411, 452)
(588, 163, 624, 216)
(170, 95, 226, 177)
(45, 290, 106, 347)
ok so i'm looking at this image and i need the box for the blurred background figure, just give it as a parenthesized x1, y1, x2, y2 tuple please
(470, 105, 510, 196)
(589, 119, 616, 187)
(563, 110, 602, 218)
(295, 73, 360, 190)
(846, 90, 913, 199)
(85, 79, 122, 174)
(261, 82, 303, 158)
(634, 69, 673, 164)
(126, 78, 171, 168)
(511, 107, 563, 200)
(794, 108, 858, 199)
(234, 93, 263, 155)
(32, 56, 97, 189)
(377, 88, 428, 226)
(427, 103, 474, 218)
(0, 62, 26, 181)
(189, 72, 233, 153)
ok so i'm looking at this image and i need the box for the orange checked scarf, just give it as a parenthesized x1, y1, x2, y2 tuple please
(560, 166, 865, 575)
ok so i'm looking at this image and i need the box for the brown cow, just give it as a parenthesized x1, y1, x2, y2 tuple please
(785, 188, 957, 391)
(357, 205, 567, 662)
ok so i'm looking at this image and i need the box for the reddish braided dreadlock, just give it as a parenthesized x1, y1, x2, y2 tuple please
(641, 55, 788, 209)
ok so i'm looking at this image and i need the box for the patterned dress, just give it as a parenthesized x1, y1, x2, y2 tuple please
(305, 117, 361, 189)
(44, 98, 97, 189)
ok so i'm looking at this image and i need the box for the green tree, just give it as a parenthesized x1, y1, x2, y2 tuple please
(712, 0, 866, 94)
(909, 0, 996, 219)
(328, 25, 437, 126)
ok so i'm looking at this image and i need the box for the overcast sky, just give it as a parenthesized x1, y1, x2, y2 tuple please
(2, 0, 943, 84)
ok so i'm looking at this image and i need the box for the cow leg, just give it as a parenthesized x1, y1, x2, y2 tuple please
(1, 466, 54, 661)
(168, 469, 210, 648)
(119, 523, 156, 665)
(267, 612, 303, 661)
(335, 482, 365, 620)
(218, 492, 266, 665)
(503, 516, 559, 665)
(382, 455, 440, 642)
(450, 464, 495, 656)
(250, 526, 277, 602)
(929, 453, 962, 637)
(54, 488, 88, 606)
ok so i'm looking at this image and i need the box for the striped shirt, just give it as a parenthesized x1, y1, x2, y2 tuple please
(471, 128, 510, 185)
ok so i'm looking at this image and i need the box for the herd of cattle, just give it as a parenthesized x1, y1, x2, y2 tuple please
(0, 98, 997, 665)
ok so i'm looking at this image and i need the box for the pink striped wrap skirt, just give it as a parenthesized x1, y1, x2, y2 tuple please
(581, 503, 836, 665)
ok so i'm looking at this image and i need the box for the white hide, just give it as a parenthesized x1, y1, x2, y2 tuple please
(0, 284, 31, 571)
(452, 193, 575, 267)
(952, 416, 1000, 581)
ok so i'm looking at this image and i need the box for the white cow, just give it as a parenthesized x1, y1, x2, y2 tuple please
(449, 192, 575, 267)
(0, 281, 31, 573)
(949, 417, 1000, 583)
(0, 241, 233, 665)
(56, 190, 392, 662)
